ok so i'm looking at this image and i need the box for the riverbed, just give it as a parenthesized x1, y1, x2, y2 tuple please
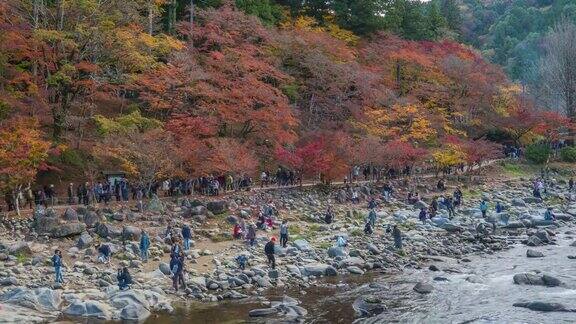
(149, 229, 576, 324)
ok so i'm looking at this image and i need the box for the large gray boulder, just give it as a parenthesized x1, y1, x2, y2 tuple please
(145, 195, 165, 212)
(0, 287, 61, 312)
(63, 300, 111, 320)
(95, 223, 122, 239)
(207, 201, 228, 214)
(84, 212, 104, 227)
(293, 239, 312, 252)
(63, 208, 78, 221)
(77, 232, 94, 249)
(303, 263, 337, 277)
(413, 282, 434, 294)
(513, 301, 570, 312)
(513, 273, 562, 287)
(526, 249, 544, 258)
(120, 304, 151, 321)
(338, 257, 365, 268)
(51, 222, 86, 238)
(327, 246, 347, 258)
(34, 217, 60, 234)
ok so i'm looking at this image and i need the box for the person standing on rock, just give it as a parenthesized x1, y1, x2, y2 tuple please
(264, 237, 276, 269)
(392, 225, 402, 250)
(364, 221, 373, 235)
(368, 197, 377, 209)
(182, 224, 192, 251)
(419, 207, 427, 224)
(495, 201, 504, 214)
(368, 209, 377, 228)
(453, 188, 463, 207)
(280, 220, 289, 248)
(246, 224, 257, 246)
(140, 230, 150, 262)
(67, 183, 74, 204)
(351, 190, 359, 204)
(172, 255, 186, 292)
(570, 178, 574, 192)
(445, 196, 455, 219)
(480, 200, 488, 218)
(52, 249, 64, 284)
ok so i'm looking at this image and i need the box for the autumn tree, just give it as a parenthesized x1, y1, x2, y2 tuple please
(0, 118, 50, 215)
(95, 128, 182, 193)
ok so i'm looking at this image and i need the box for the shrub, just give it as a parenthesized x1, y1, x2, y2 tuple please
(525, 143, 550, 164)
(560, 146, 576, 163)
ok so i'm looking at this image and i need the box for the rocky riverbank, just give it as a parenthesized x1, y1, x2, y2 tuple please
(1, 163, 575, 323)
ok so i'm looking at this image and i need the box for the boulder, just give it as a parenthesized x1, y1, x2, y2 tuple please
(304, 263, 336, 277)
(525, 236, 543, 247)
(526, 249, 544, 258)
(122, 226, 141, 241)
(187, 206, 208, 217)
(511, 198, 527, 207)
(51, 222, 86, 238)
(34, 216, 60, 233)
(63, 300, 111, 320)
(63, 208, 78, 221)
(8, 242, 32, 256)
(84, 212, 103, 227)
(95, 223, 122, 239)
(367, 243, 381, 255)
(111, 213, 125, 221)
(206, 201, 228, 214)
(338, 257, 365, 268)
(249, 308, 279, 317)
(327, 246, 347, 258)
(513, 273, 561, 287)
(77, 232, 94, 249)
(159, 263, 171, 276)
(533, 230, 552, 244)
(413, 282, 434, 294)
(353, 296, 385, 317)
(293, 239, 312, 252)
(1, 287, 61, 312)
(120, 304, 151, 321)
(145, 195, 164, 212)
(513, 301, 569, 312)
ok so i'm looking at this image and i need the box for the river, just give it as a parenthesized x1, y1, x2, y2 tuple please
(147, 229, 576, 324)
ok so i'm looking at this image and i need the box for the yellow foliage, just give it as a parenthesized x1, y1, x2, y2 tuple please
(432, 145, 465, 169)
(493, 84, 521, 116)
(282, 15, 359, 46)
(358, 104, 437, 143)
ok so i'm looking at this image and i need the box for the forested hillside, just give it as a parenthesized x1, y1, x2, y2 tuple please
(458, 0, 576, 82)
(0, 0, 568, 194)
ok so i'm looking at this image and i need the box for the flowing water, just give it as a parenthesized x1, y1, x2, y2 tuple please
(149, 230, 576, 324)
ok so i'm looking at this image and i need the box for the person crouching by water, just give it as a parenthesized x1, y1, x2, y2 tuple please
(117, 267, 132, 290)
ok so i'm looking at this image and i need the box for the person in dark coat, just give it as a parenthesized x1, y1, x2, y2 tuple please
(52, 250, 64, 283)
(117, 267, 132, 290)
(182, 225, 192, 251)
(419, 208, 427, 224)
(264, 237, 276, 269)
(392, 225, 402, 250)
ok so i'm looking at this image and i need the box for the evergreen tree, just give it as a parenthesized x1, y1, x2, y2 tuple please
(426, 2, 447, 40)
(439, 0, 462, 32)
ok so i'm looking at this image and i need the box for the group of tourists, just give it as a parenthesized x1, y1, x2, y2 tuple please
(260, 168, 300, 188)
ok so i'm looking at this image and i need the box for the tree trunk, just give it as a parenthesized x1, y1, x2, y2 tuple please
(148, 0, 154, 35)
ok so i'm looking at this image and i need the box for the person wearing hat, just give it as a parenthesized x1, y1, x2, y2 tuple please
(264, 237, 276, 269)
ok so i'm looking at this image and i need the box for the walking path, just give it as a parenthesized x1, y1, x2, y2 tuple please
(1, 160, 502, 218)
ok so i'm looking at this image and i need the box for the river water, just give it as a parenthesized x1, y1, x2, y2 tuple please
(148, 230, 576, 324)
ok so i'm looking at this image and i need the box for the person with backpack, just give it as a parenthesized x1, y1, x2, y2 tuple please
(172, 256, 186, 292)
(139, 230, 150, 262)
(445, 196, 455, 219)
(97, 244, 111, 264)
(264, 237, 276, 269)
(324, 205, 335, 224)
(52, 250, 64, 283)
(495, 201, 504, 214)
(235, 254, 248, 270)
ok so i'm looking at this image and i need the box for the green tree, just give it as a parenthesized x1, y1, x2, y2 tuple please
(236, 0, 284, 25)
(426, 2, 447, 40)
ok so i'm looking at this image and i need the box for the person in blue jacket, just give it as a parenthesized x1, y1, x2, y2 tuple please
(51, 250, 64, 283)
(140, 230, 150, 262)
